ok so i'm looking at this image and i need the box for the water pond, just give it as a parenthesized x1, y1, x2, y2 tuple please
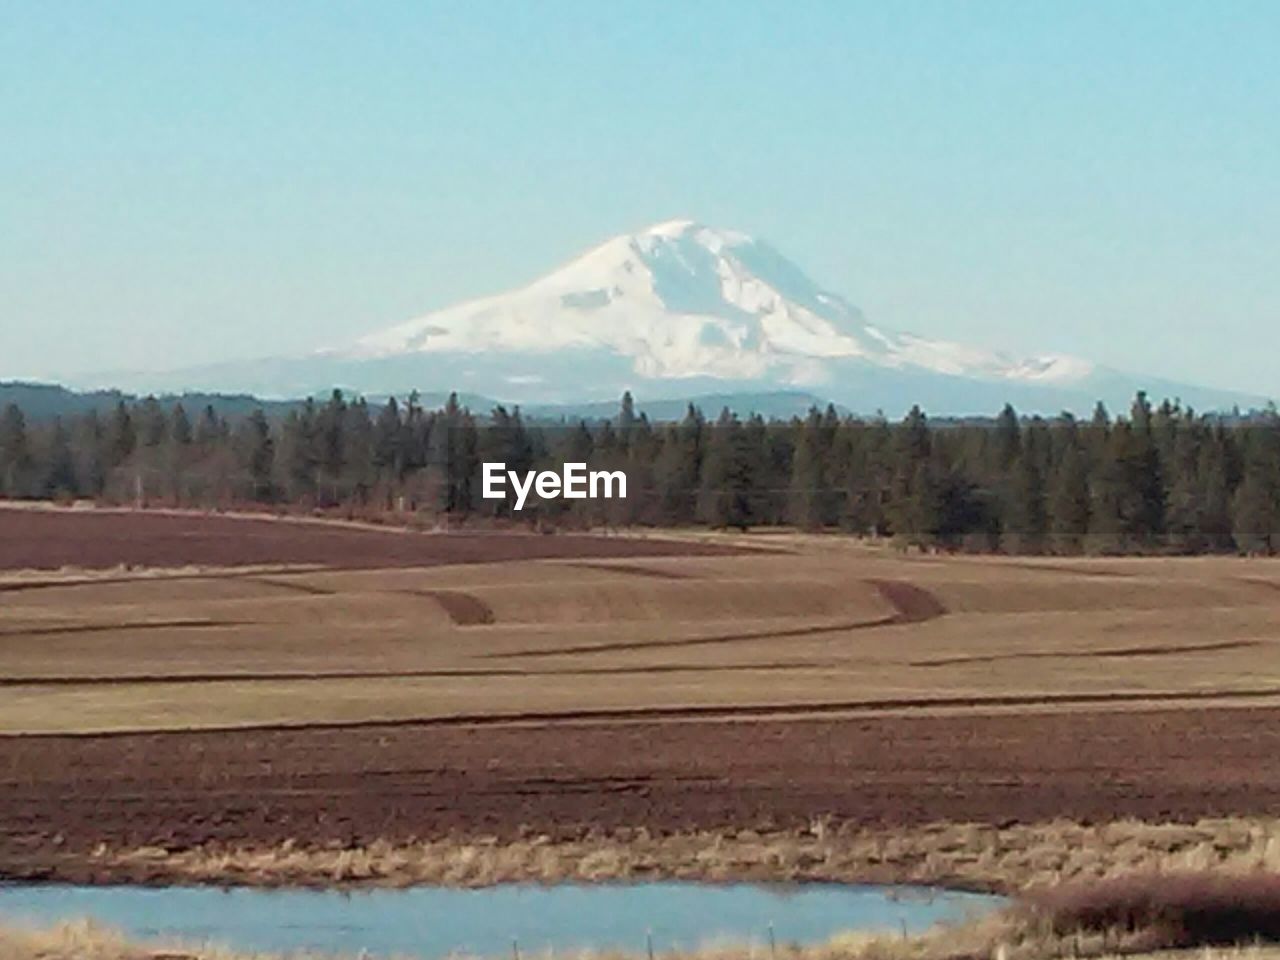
(0, 882, 1002, 958)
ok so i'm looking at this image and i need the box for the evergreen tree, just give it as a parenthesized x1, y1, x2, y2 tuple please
(698, 410, 753, 529)
(0, 404, 31, 496)
(73, 410, 107, 497)
(431, 393, 479, 515)
(621, 412, 659, 524)
(40, 418, 77, 498)
(280, 401, 319, 501)
(1232, 475, 1277, 554)
(195, 405, 223, 448)
(170, 403, 193, 447)
(993, 403, 1021, 471)
(317, 389, 348, 504)
(106, 401, 136, 467)
(1005, 449, 1048, 553)
(1196, 438, 1234, 551)
(236, 409, 275, 502)
(840, 419, 889, 536)
(618, 391, 637, 448)
(1127, 391, 1167, 543)
(342, 397, 375, 504)
(137, 396, 167, 449)
(1048, 439, 1091, 553)
(1232, 414, 1280, 553)
(373, 398, 405, 481)
(887, 407, 937, 546)
(654, 405, 702, 524)
(788, 409, 827, 529)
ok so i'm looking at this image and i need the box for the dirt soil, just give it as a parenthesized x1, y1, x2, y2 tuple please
(0, 507, 741, 571)
(3, 706, 1280, 882)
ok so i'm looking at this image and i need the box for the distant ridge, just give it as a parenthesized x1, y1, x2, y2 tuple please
(0, 381, 839, 424)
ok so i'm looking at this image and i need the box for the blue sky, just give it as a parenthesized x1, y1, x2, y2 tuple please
(3, 1, 1278, 394)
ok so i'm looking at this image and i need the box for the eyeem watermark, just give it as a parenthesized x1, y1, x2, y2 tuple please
(482, 462, 627, 511)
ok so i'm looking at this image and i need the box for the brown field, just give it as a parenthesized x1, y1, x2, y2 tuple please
(0, 505, 743, 572)
(2, 505, 1280, 892)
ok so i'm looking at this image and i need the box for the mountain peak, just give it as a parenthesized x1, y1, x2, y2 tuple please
(631, 218, 752, 253)
(643, 218, 702, 237)
(344, 222, 1098, 403)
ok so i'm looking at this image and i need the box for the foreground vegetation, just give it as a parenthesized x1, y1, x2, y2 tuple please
(1, 389, 1278, 553)
(53, 818, 1280, 893)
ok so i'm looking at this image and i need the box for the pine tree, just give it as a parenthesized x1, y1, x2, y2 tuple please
(106, 401, 136, 467)
(342, 398, 374, 504)
(1232, 413, 1280, 553)
(1048, 439, 1091, 553)
(621, 412, 658, 524)
(838, 421, 877, 536)
(40, 418, 77, 498)
(1164, 415, 1202, 551)
(993, 403, 1021, 471)
(317, 390, 348, 504)
(402, 391, 429, 476)
(0, 404, 31, 497)
(170, 403, 193, 447)
(452, 409, 480, 515)
(788, 409, 826, 529)
(698, 409, 753, 529)
(1089, 422, 1132, 553)
(618, 391, 637, 448)
(236, 409, 275, 502)
(1005, 450, 1048, 553)
(1232, 474, 1277, 554)
(894, 460, 940, 547)
(373, 397, 405, 497)
(137, 396, 168, 449)
(73, 410, 107, 497)
(480, 406, 534, 516)
(429, 394, 479, 516)
(194, 405, 224, 448)
(654, 405, 702, 524)
(280, 401, 319, 502)
(934, 470, 996, 551)
(1196, 438, 1234, 551)
(1127, 392, 1167, 544)
(887, 407, 937, 547)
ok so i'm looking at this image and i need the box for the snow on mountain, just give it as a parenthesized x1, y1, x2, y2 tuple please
(73, 221, 1268, 416)
(342, 219, 1095, 392)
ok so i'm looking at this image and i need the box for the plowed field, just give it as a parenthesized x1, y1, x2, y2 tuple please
(2, 506, 1280, 884)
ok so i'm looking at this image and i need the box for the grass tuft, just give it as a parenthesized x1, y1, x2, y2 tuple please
(1025, 870, 1280, 949)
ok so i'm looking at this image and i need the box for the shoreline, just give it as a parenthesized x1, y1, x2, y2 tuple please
(4, 817, 1278, 895)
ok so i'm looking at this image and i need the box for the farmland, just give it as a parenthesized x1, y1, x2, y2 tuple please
(1, 505, 1280, 892)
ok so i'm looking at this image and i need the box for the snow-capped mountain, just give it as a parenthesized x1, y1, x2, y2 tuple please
(77, 220, 1267, 416)
(345, 219, 1094, 394)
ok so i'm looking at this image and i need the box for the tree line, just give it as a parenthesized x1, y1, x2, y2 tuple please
(1, 389, 1277, 554)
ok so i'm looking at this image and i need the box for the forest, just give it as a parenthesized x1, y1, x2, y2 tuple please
(0, 389, 1277, 555)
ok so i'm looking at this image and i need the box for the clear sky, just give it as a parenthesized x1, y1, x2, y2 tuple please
(3, 1, 1278, 394)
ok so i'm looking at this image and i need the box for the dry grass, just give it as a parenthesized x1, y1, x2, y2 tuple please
(0, 920, 324, 960)
(1026, 871, 1280, 947)
(0, 544, 1278, 734)
(64, 818, 1280, 893)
